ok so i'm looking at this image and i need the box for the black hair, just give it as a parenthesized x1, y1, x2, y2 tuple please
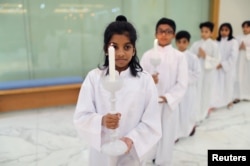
(175, 30, 191, 42)
(242, 20, 250, 27)
(199, 21, 214, 32)
(155, 17, 176, 33)
(216, 23, 234, 41)
(99, 15, 142, 77)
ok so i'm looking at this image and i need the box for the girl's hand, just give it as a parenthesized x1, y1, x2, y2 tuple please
(239, 42, 246, 50)
(102, 113, 121, 129)
(121, 137, 133, 154)
(152, 73, 159, 84)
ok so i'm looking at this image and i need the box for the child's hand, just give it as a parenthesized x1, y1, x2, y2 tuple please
(152, 73, 159, 84)
(102, 113, 121, 129)
(198, 47, 206, 58)
(158, 96, 167, 103)
(239, 42, 246, 50)
(120, 137, 133, 154)
(216, 63, 222, 69)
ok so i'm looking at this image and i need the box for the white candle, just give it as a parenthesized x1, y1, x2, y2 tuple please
(154, 39, 158, 52)
(108, 45, 116, 81)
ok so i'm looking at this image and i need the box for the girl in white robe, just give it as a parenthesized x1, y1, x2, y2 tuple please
(190, 21, 220, 122)
(235, 21, 250, 101)
(74, 15, 162, 166)
(175, 31, 201, 139)
(212, 23, 238, 109)
(141, 18, 188, 166)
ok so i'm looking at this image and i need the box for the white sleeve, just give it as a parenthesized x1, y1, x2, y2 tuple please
(205, 42, 221, 70)
(221, 40, 239, 72)
(164, 54, 188, 110)
(125, 76, 162, 160)
(73, 73, 103, 151)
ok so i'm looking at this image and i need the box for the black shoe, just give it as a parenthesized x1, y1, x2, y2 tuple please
(152, 159, 155, 163)
(233, 99, 240, 104)
(189, 126, 196, 136)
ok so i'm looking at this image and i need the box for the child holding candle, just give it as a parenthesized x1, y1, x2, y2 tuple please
(141, 17, 188, 166)
(73, 15, 161, 166)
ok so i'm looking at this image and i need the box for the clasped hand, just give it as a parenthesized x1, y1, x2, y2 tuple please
(198, 47, 206, 58)
(102, 113, 121, 129)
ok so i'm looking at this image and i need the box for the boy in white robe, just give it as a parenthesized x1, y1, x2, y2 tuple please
(74, 15, 162, 166)
(175, 31, 201, 139)
(213, 23, 238, 109)
(235, 20, 250, 101)
(141, 17, 188, 166)
(190, 21, 220, 122)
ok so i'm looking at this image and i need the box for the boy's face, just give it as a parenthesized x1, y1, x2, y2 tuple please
(242, 24, 250, 35)
(155, 24, 175, 47)
(200, 27, 212, 40)
(176, 38, 189, 52)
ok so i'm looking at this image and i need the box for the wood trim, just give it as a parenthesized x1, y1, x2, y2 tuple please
(210, 0, 220, 39)
(0, 84, 81, 112)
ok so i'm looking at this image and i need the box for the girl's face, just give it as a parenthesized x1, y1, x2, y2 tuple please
(220, 26, 230, 38)
(109, 34, 135, 73)
(200, 27, 212, 40)
(155, 24, 175, 47)
(242, 25, 250, 35)
(175, 38, 189, 52)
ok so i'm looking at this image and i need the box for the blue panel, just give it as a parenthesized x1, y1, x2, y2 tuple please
(0, 76, 83, 90)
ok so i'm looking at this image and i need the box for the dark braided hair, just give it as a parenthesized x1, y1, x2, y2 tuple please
(99, 15, 143, 77)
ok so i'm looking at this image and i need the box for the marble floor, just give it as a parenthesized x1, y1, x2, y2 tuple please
(0, 101, 249, 166)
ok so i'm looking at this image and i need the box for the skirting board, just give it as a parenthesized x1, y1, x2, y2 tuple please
(0, 84, 81, 112)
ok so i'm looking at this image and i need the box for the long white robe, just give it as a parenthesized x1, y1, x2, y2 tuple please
(236, 34, 250, 100)
(212, 38, 239, 108)
(178, 50, 201, 138)
(73, 68, 162, 166)
(141, 44, 188, 166)
(190, 38, 220, 122)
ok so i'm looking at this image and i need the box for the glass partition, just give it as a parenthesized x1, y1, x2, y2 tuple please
(0, 0, 209, 81)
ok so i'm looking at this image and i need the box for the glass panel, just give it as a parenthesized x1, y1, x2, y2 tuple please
(0, 0, 209, 82)
(0, 0, 30, 81)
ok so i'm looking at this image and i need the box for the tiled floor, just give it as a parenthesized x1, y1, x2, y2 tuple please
(0, 101, 249, 166)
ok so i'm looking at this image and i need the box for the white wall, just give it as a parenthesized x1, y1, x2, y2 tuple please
(219, 0, 250, 36)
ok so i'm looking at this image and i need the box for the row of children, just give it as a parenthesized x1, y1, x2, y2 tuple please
(175, 20, 250, 142)
(73, 15, 250, 166)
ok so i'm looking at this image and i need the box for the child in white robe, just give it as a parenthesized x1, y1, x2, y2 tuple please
(190, 21, 220, 122)
(141, 18, 188, 166)
(235, 20, 250, 101)
(213, 23, 238, 109)
(175, 31, 201, 139)
(73, 15, 162, 166)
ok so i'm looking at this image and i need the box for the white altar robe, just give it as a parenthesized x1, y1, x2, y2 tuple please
(178, 50, 201, 138)
(141, 44, 188, 166)
(74, 68, 162, 166)
(212, 38, 239, 108)
(236, 34, 250, 100)
(190, 38, 220, 122)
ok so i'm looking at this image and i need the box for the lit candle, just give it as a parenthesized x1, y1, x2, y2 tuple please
(154, 39, 158, 52)
(108, 45, 116, 81)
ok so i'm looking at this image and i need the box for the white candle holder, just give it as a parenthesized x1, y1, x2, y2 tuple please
(150, 39, 161, 74)
(150, 56, 161, 74)
(101, 76, 127, 156)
